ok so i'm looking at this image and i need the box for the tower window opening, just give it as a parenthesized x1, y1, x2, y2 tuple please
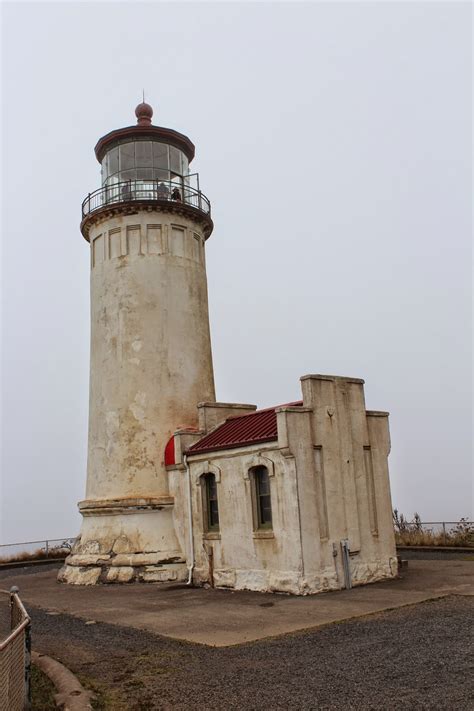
(202, 473, 219, 531)
(251, 466, 273, 529)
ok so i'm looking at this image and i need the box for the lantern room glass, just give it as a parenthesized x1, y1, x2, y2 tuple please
(101, 140, 189, 186)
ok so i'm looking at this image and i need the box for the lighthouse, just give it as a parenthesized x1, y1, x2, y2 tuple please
(60, 103, 216, 584)
(60, 102, 397, 593)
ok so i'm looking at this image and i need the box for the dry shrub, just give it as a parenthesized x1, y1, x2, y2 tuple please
(393, 510, 474, 547)
(0, 544, 71, 564)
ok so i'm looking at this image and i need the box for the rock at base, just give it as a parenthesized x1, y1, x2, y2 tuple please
(57, 565, 101, 585)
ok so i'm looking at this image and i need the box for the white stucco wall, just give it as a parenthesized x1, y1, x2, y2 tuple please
(60, 208, 216, 584)
(299, 375, 397, 587)
(169, 374, 397, 595)
(86, 211, 215, 501)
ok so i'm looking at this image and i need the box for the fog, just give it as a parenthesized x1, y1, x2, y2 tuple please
(1, 1, 472, 543)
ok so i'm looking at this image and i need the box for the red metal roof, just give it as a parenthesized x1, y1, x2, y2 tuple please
(187, 401, 303, 456)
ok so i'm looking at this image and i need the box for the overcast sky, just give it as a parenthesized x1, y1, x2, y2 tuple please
(1, 1, 472, 544)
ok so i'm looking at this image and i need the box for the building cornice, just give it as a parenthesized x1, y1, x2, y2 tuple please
(80, 200, 214, 241)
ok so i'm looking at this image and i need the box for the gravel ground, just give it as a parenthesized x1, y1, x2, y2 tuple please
(0, 561, 64, 579)
(27, 595, 473, 711)
(397, 548, 474, 561)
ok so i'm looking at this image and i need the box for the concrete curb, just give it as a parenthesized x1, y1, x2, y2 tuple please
(32, 650, 94, 710)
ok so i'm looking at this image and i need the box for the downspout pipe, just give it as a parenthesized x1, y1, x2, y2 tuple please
(183, 454, 195, 585)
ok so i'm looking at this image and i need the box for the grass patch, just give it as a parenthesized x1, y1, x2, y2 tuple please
(79, 674, 125, 711)
(31, 664, 56, 711)
(77, 651, 183, 710)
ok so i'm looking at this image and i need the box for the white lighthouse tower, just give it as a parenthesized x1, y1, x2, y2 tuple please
(60, 102, 216, 584)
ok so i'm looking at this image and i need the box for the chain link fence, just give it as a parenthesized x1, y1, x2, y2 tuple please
(0, 537, 76, 564)
(0, 588, 31, 710)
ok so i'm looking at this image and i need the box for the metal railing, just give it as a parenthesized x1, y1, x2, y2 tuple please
(393, 520, 474, 547)
(0, 588, 31, 710)
(82, 179, 211, 218)
(0, 538, 76, 564)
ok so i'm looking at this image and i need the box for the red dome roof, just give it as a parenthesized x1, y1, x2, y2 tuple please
(135, 102, 153, 125)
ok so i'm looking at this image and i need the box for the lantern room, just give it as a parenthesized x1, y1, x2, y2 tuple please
(100, 139, 189, 187)
(81, 102, 213, 239)
(98, 103, 191, 189)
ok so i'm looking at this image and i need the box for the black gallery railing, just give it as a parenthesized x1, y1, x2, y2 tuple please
(82, 179, 211, 218)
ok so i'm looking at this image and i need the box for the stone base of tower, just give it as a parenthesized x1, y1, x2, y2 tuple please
(58, 560, 188, 585)
(58, 496, 188, 585)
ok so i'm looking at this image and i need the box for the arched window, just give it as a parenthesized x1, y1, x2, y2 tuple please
(202, 473, 219, 532)
(251, 466, 272, 529)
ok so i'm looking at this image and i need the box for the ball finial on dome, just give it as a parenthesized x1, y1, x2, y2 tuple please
(135, 101, 153, 126)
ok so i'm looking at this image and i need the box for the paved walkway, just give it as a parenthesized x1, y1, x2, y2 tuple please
(1, 560, 472, 647)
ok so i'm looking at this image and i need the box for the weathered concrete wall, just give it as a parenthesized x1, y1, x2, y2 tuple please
(171, 374, 397, 596)
(185, 444, 307, 594)
(86, 212, 215, 500)
(276, 406, 339, 592)
(300, 374, 397, 587)
(60, 210, 216, 584)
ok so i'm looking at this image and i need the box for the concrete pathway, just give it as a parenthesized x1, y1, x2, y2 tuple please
(2, 560, 473, 647)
